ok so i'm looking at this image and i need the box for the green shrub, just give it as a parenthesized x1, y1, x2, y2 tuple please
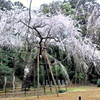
(97, 79, 100, 87)
(91, 79, 97, 84)
(58, 89, 66, 93)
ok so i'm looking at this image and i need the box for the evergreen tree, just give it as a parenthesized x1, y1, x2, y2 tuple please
(61, 2, 74, 16)
(14, 1, 26, 9)
(0, 0, 12, 11)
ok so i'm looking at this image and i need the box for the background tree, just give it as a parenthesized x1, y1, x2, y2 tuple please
(0, 0, 100, 87)
(0, 46, 15, 88)
(40, 1, 62, 15)
(40, 4, 50, 14)
(61, 2, 74, 16)
(14, 1, 26, 9)
(0, 0, 13, 11)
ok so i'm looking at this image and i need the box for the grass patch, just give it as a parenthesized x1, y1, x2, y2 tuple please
(67, 86, 94, 92)
(30, 87, 34, 89)
(90, 95, 100, 98)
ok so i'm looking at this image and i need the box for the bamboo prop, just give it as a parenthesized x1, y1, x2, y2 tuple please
(45, 62, 52, 93)
(37, 49, 40, 98)
(33, 70, 36, 92)
(43, 80, 46, 95)
(42, 66, 46, 95)
(44, 49, 59, 97)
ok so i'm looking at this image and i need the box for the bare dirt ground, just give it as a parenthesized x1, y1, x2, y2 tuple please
(1, 86, 100, 100)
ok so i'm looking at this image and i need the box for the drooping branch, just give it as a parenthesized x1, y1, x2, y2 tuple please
(48, 54, 70, 83)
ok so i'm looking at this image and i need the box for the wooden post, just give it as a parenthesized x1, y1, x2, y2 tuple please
(12, 72, 15, 91)
(55, 66, 59, 91)
(44, 49, 59, 97)
(4, 86, 6, 98)
(79, 96, 81, 100)
(58, 80, 61, 90)
(37, 49, 40, 98)
(65, 81, 67, 92)
(25, 86, 26, 97)
(43, 80, 46, 95)
(33, 70, 36, 89)
(24, 76, 27, 97)
(45, 64, 52, 93)
(42, 66, 46, 95)
(4, 76, 7, 98)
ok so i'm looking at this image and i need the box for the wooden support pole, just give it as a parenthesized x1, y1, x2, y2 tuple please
(4, 76, 7, 98)
(42, 66, 46, 95)
(12, 72, 15, 91)
(25, 86, 26, 97)
(24, 76, 27, 97)
(45, 64, 52, 93)
(79, 96, 81, 100)
(44, 49, 59, 97)
(58, 80, 61, 90)
(43, 81, 46, 95)
(65, 81, 67, 92)
(34, 70, 36, 92)
(37, 49, 40, 98)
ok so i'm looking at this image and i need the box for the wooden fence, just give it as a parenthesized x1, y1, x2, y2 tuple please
(0, 85, 82, 100)
(0, 85, 60, 98)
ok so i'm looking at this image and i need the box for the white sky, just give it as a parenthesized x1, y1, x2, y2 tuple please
(10, 0, 100, 9)
(10, 0, 63, 9)
(97, 0, 100, 3)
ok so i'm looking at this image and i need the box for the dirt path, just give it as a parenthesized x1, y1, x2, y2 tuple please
(1, 88, 100, 100)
